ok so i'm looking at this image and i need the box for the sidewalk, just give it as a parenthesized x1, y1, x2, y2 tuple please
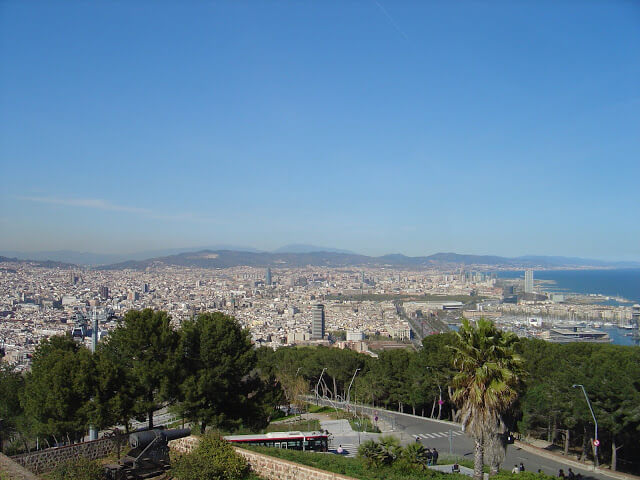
(308, 397, 640, 480)
(513, 441, 640, 480)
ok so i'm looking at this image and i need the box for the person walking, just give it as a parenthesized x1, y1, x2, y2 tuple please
(567, 468, 575, 479)
(558, 469, 566, 478)
(432, 447, 439, 465)
(425, 448, 433, 466)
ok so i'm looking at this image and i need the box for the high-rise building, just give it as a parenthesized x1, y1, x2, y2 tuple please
(311, 304, 325, 340)
(524, 269, 534, 294)
(266, 267, 272, 286)
(143, 283, 150, 293)
(632, 305, 640, 326)
(99, 286, 109, 300)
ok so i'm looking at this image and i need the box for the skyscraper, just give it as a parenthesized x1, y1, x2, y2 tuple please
(266, 267, 272, 286)
(632, 305, 640, 326)
(311, 304, 325, 340)
(524, 269, 534, 294)
(99, 286, 109, 300)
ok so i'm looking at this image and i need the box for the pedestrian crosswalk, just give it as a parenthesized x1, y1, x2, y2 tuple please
(330, 442, 358, 457)
(417, 430, 464, 440)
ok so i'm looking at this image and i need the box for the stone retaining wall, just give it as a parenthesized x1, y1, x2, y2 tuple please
(0, 453, 41, 480)
(169, 436, 358, 480)
(237, 448, 358, 480)
(10, 437, 122, 474)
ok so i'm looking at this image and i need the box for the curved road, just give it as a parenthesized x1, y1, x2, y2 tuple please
(313, 398, 622, 480)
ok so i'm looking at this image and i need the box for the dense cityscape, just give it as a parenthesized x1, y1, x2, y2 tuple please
(2, 256, 638, 370)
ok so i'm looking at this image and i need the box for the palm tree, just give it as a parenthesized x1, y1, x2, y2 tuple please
(449, 318, 523, 479)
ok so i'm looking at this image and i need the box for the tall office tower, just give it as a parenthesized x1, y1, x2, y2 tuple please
(632, 305, 640, 326)
(143, 283, 150, 293)
(311, 304, 325, 340)
(99, 286, 109, 300)
(361, 271, 366, 283)
(265, 267, 272, 286)
(524, 269, 534, 294)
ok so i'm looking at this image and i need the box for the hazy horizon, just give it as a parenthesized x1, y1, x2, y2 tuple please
(1, 244, 639, 264)
(1, 2, 638, 261)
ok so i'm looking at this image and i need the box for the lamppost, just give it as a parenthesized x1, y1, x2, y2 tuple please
(573, 384, 599, 468)
(315, 368, 327, 405)
(346, 368, 361, 409)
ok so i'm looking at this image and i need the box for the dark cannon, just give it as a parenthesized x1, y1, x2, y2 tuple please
(105, 427, 190, 480)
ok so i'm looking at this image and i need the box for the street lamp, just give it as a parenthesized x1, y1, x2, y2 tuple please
(346, 368, 361, 408)
(315, 368, 327, 404)
(573, 384, 598, 468)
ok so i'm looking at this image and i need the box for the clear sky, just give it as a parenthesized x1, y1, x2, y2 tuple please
(1, 1, 639, 260)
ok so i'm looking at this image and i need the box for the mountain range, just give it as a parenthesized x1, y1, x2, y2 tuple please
(1, 247, 638, 270)
(0, 244, 343, 265)
(100, 250, 640, 270)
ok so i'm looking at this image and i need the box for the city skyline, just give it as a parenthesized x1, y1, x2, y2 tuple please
(1, 1, 639, 260)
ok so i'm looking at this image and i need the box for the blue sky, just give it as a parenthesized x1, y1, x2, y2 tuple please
(1, 1, 639, 259)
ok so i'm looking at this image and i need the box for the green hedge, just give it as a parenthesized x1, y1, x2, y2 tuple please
(46, 458, 104, 480)
(172, 432, 253, 480)
(242, 445, 467, 480)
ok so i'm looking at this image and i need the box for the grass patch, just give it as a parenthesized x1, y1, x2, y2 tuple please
(311, 403, 381, 433)
(263, 418, 320, 433)
(349, 416, 380, 433)
(308, 405, 334, 414)
(241, 445, 468, 480)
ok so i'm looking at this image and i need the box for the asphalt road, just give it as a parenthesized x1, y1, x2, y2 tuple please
(314, 398, 613, 480)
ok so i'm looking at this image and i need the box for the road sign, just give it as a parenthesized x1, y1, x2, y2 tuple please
(593, 439, 600, 447)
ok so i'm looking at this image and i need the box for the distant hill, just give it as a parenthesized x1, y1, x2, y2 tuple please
(0, 255, 75, 269)
(0, 245, 263, 265)
(3, 247, 637, 271)
(272, 244, 356, 254)
(99, 250, 639, 271)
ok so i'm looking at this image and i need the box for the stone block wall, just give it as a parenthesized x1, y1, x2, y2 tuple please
(169, 436, 358, 480)
(168, 435, 199, 453)
(0, 453, 41, 480)
(10, 437, 122, 474)
(237, 448, 358, 480)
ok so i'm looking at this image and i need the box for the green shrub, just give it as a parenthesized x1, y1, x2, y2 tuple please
(357, 439, 384, 467)
(242, 445, 465, 480)
(47, 457, 104, 480)
(377, 435, 402, 465)
(396, 442, 430, 472)
(171, 432, 250, 480)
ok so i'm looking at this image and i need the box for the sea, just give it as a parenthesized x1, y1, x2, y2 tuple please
(496, 268, 640, 304)
(495, 268, 640, 347)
